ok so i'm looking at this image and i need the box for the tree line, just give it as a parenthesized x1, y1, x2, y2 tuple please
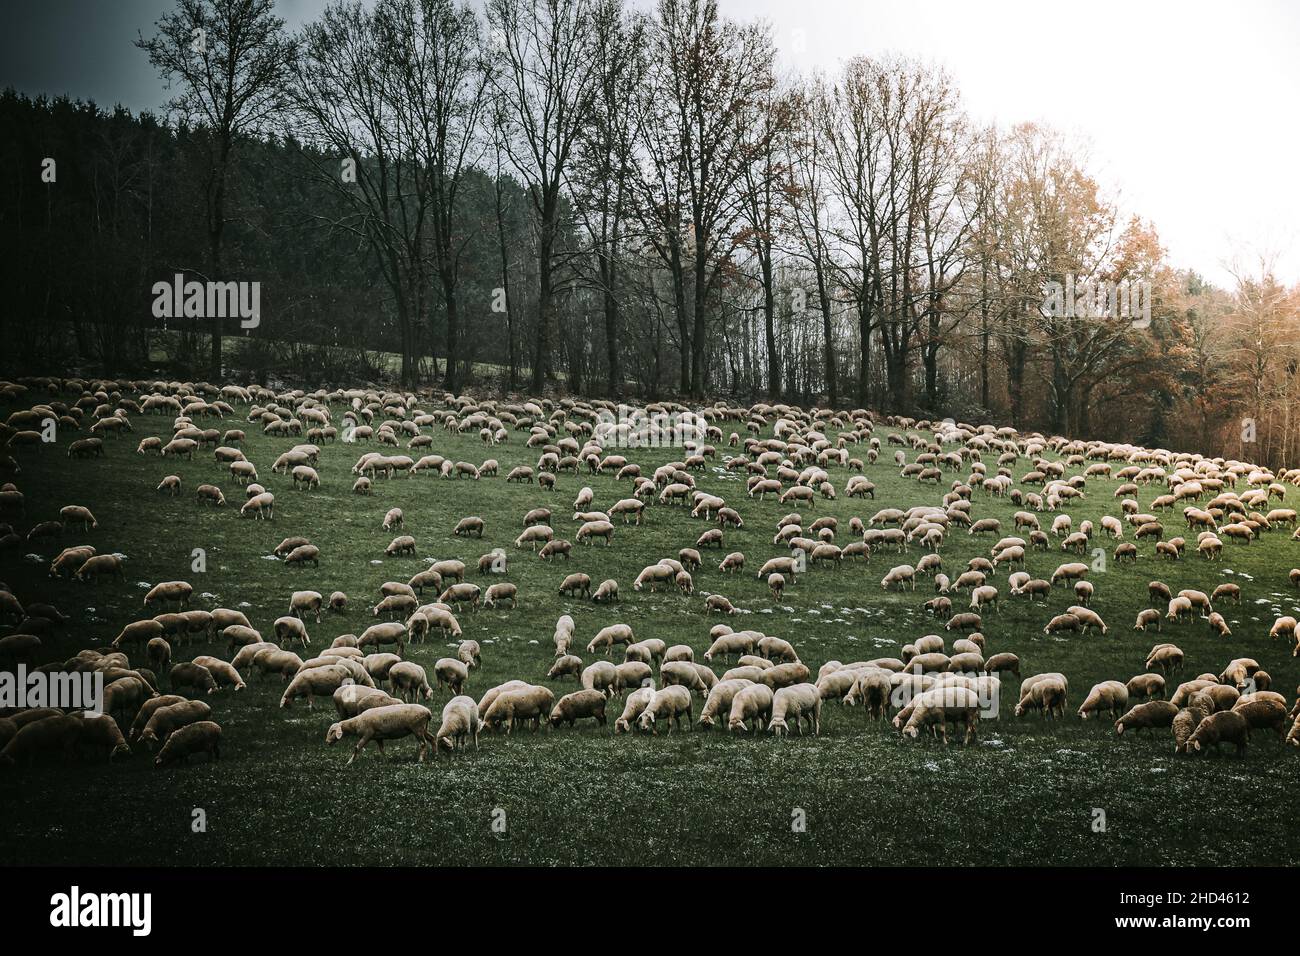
(1, 0, 1297, 467)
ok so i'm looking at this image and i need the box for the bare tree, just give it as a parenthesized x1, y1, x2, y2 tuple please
(487, 0, 601, 393)
(138, 0, 294, 380)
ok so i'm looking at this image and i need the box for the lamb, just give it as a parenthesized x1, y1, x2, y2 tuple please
(1114, 700, 1179, 735)
(434, 696, 481, 754)
(592, 579, 620, 603)
(1077, 681, 1129, 720)
(767, 683, 822, 736)
(1186, 710, 1249, 756)
(549, 689, 608, 728)
(389, 661, 434, 701)
(636, 685, 693, 734)
(615, 686, 657, 733)
(326, 703, 433, 765)
(154, 720, 222, 768)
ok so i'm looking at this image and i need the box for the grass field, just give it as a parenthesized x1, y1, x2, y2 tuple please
(2, 392, 1298, 867)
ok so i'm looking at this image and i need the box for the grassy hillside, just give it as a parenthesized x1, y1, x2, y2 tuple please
(1, 395, 1297, 866)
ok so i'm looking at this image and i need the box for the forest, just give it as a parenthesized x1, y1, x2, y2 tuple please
(1, 0, 1297, 467)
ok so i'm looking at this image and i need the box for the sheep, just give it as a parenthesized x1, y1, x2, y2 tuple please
(386, 535, 417, 557)
(581, 661, 619, 697)
(898, 686, 980, 745)
(1014, 676, 1067, 718)
(326, 704, 433, 765)
(1145, 644, 1184, 674)
(767, 683, 822, 736)
(143, 580, 192, 610)
(127, 693, 187, 742)
(1042, 613, 1081, 636)
(273, 615, 311, 648)
(592, 579, 620, 604)
(845, 669, 894, 719)
(1114, 700, 1179, 735)
(191, 656, 245, 692)
(1172, 699, 1211, 753)
(1186, 710, 1249, 756)
(279, 664, 352, 709)
(704, 631, 757, 662)
(334, 684, 400, 719)
(880, 564, 916, 591)
(434, 696, 482, 755)
(169, 662, 217, 696)
(389, 661, 434, 701)
(281, 593, 324, 627)
(588, 623, 634, 656)
(358, 621, 406, 655)
(636, 685, 693, 734)
(154, 720, 222, 768)
(1078, 681, 1129, 720)
(138, 700, 214, 750)
(549, 689, 608, 728)
(660, 660, 709, 695)
(481, 685, 555, 734)
(1126, 673, 1165, 701)
(456, 639, 481, 670)
(1232, 696, 1288, 736)
(616, 685, 658, 733)
(433, 658, 469, 695)
(760, 661, 811, 690)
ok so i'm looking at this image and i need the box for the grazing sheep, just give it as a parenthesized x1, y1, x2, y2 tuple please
(1078, 681, 1129, 720)
(549, 689, 608, 728)
(482, 685, 555, 733)
(616, 686, 658, 733)
(434, 696, 481, 755)
(636, 685, 693, 734)
(1186, 711, 1249, 756)
(154, 720, 222, 768)
(767, 683, 822, 736)
(1114, 700, 1179, 736)
(326, 704, 433, 765)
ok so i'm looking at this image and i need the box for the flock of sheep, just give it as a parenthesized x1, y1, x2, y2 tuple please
(2, 375, 1300, 771)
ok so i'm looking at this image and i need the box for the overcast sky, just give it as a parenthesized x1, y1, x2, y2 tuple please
(3, 0, 1296, 287)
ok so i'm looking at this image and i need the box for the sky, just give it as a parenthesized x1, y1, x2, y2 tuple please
(2, 0, 1297, 288)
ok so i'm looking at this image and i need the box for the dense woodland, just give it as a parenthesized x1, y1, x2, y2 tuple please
(1, 0, 1297, 467)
